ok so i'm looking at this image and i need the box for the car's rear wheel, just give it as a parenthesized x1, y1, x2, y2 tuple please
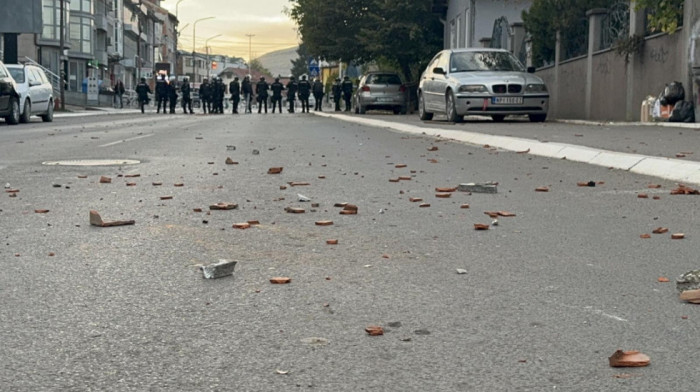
(41, 100, 54, 122)
(20, 100, 31, 123)
(491, 114, 505, 122)
(446, 91, 461, 122)
(6, 98, 20, 125)
(418, 92, 433, 121)
(529, 114, 547, 123)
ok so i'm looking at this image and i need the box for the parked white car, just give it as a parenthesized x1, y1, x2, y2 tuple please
(5, 64, 54, 123)
(418, 48, 549, 123)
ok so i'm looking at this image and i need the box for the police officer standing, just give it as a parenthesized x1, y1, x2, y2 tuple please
(298, 75, 311, 113)
(286, 76, 298, 113)
(212, 78, 223, 114)
(270, 77, 284, 114)
(167, 78, 178, 114)
(242, 76, 253, 113)
(135, 77, 152, 114)
(229, 76, 240, 114)
(312, 78, 324, 111)
(200, 78, 211, 114)
(256, 76, 269, 114)
(155, 74, 168, 114)
(341, 76, 353, 112)
(217, 77, 226, 114)
(332, 78, 342, 112)
(181, 77, 194, 114)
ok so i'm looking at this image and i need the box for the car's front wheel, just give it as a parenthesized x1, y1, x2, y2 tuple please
(41, 100, 54, 122)
(6, 98, 20, 125)
(446, 91, 461, 122)
(418, 92, 433, 121)
(529, 114, 547, 123)
(20, 100, 31, 123)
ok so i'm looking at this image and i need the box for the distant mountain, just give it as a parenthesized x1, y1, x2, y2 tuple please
(257, 46, 298, 78)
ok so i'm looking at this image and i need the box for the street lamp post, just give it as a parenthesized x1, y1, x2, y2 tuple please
(59, 0, 65, 110)
(192, 16, 215, 85)
(176, 0, 185, 18)
(205, 34, 222, 79)
(245, 34, 255, 76)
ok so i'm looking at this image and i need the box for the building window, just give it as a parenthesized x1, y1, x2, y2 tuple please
(41, 0, 62, 40)
(68, 60, 86, 91)
(70, 16, 93, 54)
(70, 0, 93, 13)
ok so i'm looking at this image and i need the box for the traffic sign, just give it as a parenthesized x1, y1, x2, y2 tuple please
(308, 58, 320, 77)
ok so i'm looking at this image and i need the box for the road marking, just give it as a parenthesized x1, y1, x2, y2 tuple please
(99, 133, 154, 147)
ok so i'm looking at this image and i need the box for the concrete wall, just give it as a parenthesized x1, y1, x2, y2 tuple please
(590, 49, 627, 120)
(556, 57, 587, 119)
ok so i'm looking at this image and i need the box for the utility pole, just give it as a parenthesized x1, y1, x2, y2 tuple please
(193, 16, 215, 85)
(245, 34, 255, 75)
(59, 0, 65, 110)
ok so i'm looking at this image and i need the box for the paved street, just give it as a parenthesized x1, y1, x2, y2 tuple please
(2, 112, 700, 391)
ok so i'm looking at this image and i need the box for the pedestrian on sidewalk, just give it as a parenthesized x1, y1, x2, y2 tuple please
(286, 76, 298, 113)
(229, 77, 240, 114)
(135, 77, 151, 114)
(114, 79, 125, 108)
(341, 76, 353, 112)
(313, 78, 324, 111)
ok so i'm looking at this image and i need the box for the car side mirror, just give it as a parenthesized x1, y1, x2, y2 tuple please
(433, 67, 446, 75)
(527, 66, 536, 74)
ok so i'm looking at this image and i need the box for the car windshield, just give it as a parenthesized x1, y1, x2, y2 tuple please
(8, 67, 25, 83)
(367, 74, 401, 85)
(449, 51, 525, 73)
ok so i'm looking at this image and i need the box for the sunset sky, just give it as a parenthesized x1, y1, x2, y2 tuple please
(161, 0, 300, 60)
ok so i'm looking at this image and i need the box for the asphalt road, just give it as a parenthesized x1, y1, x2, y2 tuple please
(1, 112, 699, 391)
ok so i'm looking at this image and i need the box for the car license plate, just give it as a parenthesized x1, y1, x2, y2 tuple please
(376, 98, 393, 102)
(492, 97, 523, 104)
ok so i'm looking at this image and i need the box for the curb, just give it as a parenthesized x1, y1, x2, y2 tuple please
(55, 108, 143, 118)
(556, 118, 700, 129)
(313, 112, 700, 185)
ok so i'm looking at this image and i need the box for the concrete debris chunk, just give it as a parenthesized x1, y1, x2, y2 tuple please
(99, 176, 112, 184)
(89, 210, 135, 227)
(676, 270, 700, 292)
(200, 259, 237, 279)
(298, 194, 311, 202)
(210, 202, 238, 210)
(268, 167, 283, 174)
(458, 182, 497, 194)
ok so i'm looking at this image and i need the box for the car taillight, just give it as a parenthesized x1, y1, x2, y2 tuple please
(361, 86, 370, 92)
(399, 85, 406, 93)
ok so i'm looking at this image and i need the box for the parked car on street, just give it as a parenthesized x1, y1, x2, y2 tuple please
(418, 48, 549, 122)
(0, 60, 21, 125)
(5, 64, 54, 122)
(353, 72, 408, 115)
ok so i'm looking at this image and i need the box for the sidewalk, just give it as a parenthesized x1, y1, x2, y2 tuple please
(54, 104, 142, 118)
(314, 112, 700, 186)
(558, 118, 700, 129)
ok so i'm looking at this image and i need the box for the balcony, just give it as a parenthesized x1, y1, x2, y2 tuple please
(94, 13, 112, 32)
(123, 23, 138, 37)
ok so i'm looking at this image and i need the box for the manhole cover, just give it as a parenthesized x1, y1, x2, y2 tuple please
(42, 159, 140, 166)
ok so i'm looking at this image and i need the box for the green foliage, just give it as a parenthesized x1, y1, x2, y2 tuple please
(633, 0, 684, 34)
(290, 44, 311, 78)
(522, 0, 617, 67)
(287, 0, 443, 82)
(249, 59, 271, 76)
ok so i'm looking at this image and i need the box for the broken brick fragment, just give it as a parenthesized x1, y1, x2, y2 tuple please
(268, 167, 283, 174)
(365, 326, 384, 336)
(637, 193, 648, 199)
(6, 189, 20, 193)
(640, 234, 651, 239)
(399, 176, 412, 181)
(289, 182, 310, 187)
(435, 193, 452, 198)
(89, 210, 135, 227)
(608, 350, 650, 367)
(334, 202, 349, 207)
(280, 185, 288, 190)
(409, 197, 423, 203)
(427, 159, 438, 163)
(484, 211, 499, 218)
(653, 196, 661, 200)
(326, 239, 338, 245)
(99, 176, 112, 184)
(395, 164, 407, 168)
(209, 202, 238, 210)
(126, 182, 136, 187)
(270, 277, 291, 284)
(474, 223, 490, 230)
(174, 183, 184, 187)
(535, 186, 549, 192)
(124, 174, 140, 178)
(419, 203, 431, 208)
(460, 204, 470, 209)
(342, 204, 358, 212)
(152, 182, 163, 186)
(435, 187, 457, 192)
(160, 196, 173, 200)
(680, 289, 700, 303)
(671, 233, 685, 239)
(315, 220, 334, 226)
(427, 146, 438, 151)
(318, 175, 326, 179)
(34, 209, 49, 214)
(658, 277, 670, 282)
(225, 157, 236, 165)
(389, 178, 400, 183)
(285, 207, 305, 214)
(247, 220, 260, 225)
(497, 211, 516, 217)
(652, 227, 669, 234)
(647, 184, 662, 189)
(232, 222, 251, 229)
(193, 208, 203, 213)
(670, 185, 700, 195)
(339, 210, 357, 215)
(77, 175, 88, 179)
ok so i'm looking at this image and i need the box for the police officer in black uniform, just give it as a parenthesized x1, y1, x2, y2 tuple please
(242, 76, 253, 113)
(312, 78, 324, 111)
(155, 74, 168, 114)
(181, 77, 193, 114)
(256, 76, 269, 114)
(214, 77, 225, 114)
(200, 78, 211, 114)
(167, 78, 178, 114)
(341, 76, 353, 112)
(135, 77, 152, 114)
(270, 77, 284, 114)
(229, 76, 240, 114)
(298, 75, 311, 113)
(332, 78, 342, 112)
(286, 76, 298, 113)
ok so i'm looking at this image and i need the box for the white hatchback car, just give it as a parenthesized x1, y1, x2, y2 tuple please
(418, 48, 549, 122)
(6, 64, 54, 123)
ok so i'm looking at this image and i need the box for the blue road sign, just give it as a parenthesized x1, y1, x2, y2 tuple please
(308, 59, 320, 77)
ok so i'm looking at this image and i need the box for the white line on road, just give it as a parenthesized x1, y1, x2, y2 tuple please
(99, 133, 154, 147)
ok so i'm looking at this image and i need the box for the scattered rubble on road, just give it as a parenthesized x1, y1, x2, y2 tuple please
(609, 350, 650, 367)
(89, 210, 135, 227)
(209, 202, 238, 210)
(458, 182, 497, 194)
(200, 259, 237, 279)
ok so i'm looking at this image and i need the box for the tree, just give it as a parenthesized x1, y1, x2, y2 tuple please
(287, 0, 443, 82)
(523, 0, 618, 67)
(249, 58, 271, 76)
(290, 44, 311, 78)
(633, 0, 684, 34)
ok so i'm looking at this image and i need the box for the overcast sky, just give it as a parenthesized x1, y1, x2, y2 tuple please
(161, 0, 299, 60)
